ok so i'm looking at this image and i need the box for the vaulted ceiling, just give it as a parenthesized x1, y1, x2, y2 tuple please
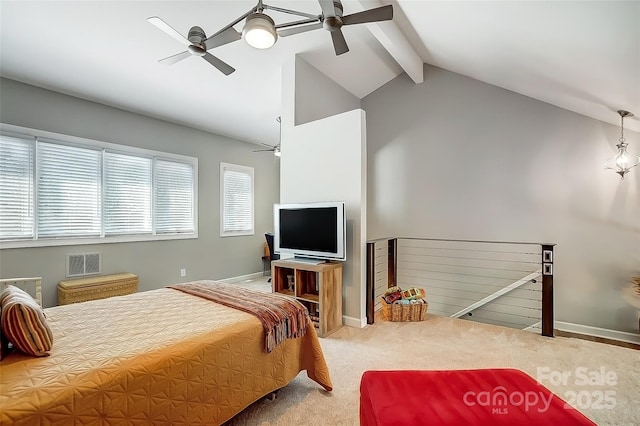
(1, 1, 638, 146)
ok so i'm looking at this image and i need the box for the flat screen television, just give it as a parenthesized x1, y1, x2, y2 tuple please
(273, 201, 346, 262)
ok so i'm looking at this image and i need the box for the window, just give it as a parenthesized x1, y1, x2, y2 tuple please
(0, 127, 197, 248)
(220, 162, 254, 237)
(155, 159, 195, 234)
(104, 151, 152, 235)
(37, 141, 102, 238)
(0, 135, 34, 240)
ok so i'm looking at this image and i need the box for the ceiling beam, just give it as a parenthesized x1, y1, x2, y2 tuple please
(358, 0, 423, 84)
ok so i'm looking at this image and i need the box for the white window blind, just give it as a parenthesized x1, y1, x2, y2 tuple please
(0, 127, 198, 248)
(155, 159, 195, 234)
(0, 135, 34, 239)
(37, 141, 102, 238)
(104, 151, 152, 235)
(220, 162, 254, 236)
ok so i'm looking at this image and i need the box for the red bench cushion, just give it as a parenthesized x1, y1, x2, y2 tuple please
(360, 369, 596, 426)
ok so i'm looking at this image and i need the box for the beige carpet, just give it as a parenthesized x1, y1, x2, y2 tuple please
(225, 313, 639, 426)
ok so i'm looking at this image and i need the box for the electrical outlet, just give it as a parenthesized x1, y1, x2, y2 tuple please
(180, 268, 186, 277)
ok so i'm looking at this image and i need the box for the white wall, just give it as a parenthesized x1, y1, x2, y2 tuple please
(0, 78, 280, 307)
(362, 65, 640, 333)
(281, 57, 367, 325)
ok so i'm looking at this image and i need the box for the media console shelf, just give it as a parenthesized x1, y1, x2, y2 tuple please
(271, 259, 343, 338)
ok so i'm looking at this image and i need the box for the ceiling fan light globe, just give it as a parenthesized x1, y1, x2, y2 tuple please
(243, 13, 277, 49)
(274, 146, 281, 157)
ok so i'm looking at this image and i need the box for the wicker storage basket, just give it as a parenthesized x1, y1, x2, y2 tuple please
(58, 273, 138, 305)
(380, 298, 428, 322)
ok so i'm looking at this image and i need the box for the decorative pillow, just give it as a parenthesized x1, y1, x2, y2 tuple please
(0, 285, 53, 357)
(0, 305, 4, 360)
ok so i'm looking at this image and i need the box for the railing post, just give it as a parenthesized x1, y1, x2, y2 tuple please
(541, 244, 555, 337)
(388, 238, 397, 288)
(366, 242, 376, 324)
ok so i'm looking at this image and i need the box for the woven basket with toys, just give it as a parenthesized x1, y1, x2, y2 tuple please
(380, 286, 428, 322)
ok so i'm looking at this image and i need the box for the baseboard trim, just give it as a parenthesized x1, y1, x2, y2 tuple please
(555, 321, 640, 345)
(217, 272, 264, 283)
(343, 315, 366, 328)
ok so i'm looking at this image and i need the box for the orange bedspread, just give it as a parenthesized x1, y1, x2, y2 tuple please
(0, 287, 332, 425)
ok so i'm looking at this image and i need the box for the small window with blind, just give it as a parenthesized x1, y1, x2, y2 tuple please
(0, 126, 198, 249)
(220, 162, 254, 237)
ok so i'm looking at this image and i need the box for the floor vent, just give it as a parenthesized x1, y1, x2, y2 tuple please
(67, 253, 101, 277)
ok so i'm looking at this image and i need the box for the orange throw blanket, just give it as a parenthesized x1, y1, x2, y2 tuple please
(168, 281, 309, 353)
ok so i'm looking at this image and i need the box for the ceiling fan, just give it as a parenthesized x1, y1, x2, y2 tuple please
(252, 143, 282, 156)
(147, 17, 241, 75)
(253, 117, 282, 156)
(278, 0, 394, 55)
(148, 1, 393, 76)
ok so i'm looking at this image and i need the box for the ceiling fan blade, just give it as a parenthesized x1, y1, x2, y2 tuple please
(204, 27, 241, 50)
(318, 0, 337, 18)
(331, 29, 349, 55)
(158, 50, 192, 65)
(342, 4, 393, 25)
(278, 22, 323, 37)
(252, 149, 275, 152)
(202, 52, 235, 75)
(148, 16, 190, 47)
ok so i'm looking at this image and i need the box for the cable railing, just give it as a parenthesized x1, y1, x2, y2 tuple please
(366, 238, 555, 337)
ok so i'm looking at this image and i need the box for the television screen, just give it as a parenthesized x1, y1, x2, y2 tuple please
(274, 201, 346, 262)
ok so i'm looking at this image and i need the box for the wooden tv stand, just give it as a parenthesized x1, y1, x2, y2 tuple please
(271, 259, 342, 337)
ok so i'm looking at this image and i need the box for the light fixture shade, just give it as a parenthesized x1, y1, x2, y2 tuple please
(273, 145, 281, 157)
(605, 110, 640, 180)
(605, 143, 640, 179)
(243, 13, 277, 49)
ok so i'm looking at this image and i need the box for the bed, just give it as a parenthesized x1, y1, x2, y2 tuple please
(0, 281, 333, 425)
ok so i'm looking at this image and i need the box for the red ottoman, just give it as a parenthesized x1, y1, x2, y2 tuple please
(359, 369, 596, 426)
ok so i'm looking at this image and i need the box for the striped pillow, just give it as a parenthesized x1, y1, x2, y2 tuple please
(0, 285, 53, 357)
(0, 305, 4, 360)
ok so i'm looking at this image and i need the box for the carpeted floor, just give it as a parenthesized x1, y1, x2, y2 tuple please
(225, 308, 639, 426)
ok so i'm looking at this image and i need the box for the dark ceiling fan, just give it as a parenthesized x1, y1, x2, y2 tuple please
(148, 1, 393, 76)
(278, 0, 394, 55)
(147, 17, 241, 75)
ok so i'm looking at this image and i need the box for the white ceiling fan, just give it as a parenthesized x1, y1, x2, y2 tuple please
(253, 117, 282, 156)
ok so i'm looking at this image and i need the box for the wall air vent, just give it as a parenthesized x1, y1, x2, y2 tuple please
(67, 253, 102, 277)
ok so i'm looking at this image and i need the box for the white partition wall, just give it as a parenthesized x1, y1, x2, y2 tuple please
(279, 110, 367, 326)
(279, 55, 367, 326)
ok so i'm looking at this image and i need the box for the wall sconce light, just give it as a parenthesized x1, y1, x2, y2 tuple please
(605, 110, 640, 180)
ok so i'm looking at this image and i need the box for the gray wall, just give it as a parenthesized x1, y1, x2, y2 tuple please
(0, 78, 280, 307)
(293, 56, 361, 126)
(362, 65, 640, 333)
